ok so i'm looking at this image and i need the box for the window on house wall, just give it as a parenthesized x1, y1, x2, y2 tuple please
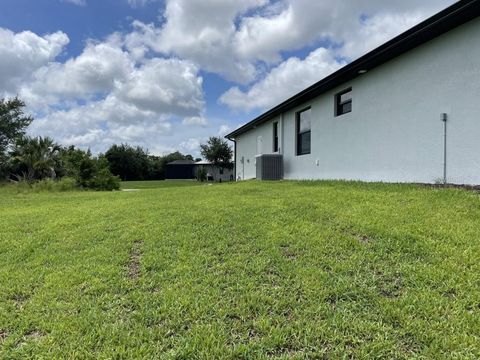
(335, 88, 352, 116)
(273, 122, 279, 152)
(296, 108, 311, 156)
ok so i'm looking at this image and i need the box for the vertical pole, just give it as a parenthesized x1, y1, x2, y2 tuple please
(441, 113, 448, 185)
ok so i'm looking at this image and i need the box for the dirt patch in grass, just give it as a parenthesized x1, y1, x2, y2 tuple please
(228, 327, 260, 346)
(354, 233, 373, 244)
(10, 293, 30, 310)
(128, 239, 143, 280)
(281, 247, 298, 261)
(337, 224, 375, 244)
(266, 345, 309, 358)
(375, 271, 404, 299)
(398, 333, 422, 356)
(466, 303, 480, 314)
(24, 330, 44, 340)
(279, 242, 302, 261)
(442, 288, 457, 299)
(16, 330, 45, 348)
(0, 330, 7, 342)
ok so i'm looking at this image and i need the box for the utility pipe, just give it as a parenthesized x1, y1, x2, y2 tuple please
(441, 113, 448, 184)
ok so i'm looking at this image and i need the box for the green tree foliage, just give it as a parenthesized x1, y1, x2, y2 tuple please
(0, 97, 119, 191)
(89, 167, 121, 191)
(64, 151, 119, 190)
(10, 141, 119, 191)
(0, 97, 33, 176)
(104, 144, 150, 181)
(11, 136, 61, 180)
(87, 157, 120, 191)
(104, 145, 194, 181)
(146, 155, 163, 180)
(1, 97, 196, 189)
(59, 145, 92, 180)
(78, 157, 96, 188)
(200, 137, 233, 170)
(160, 151, 190, 166)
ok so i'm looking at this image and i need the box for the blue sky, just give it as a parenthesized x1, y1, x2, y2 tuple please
(0, 0, 454, 157)
(1, 1, 155, 53)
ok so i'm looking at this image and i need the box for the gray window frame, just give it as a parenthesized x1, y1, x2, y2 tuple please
(273, 121, 279, 152)
(296, 107, 311, 156)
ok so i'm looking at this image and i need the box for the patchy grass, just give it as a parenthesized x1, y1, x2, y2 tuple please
(128, 239, 143, 281)
(0, 180, 479, 359)
(120, 180, 204, 190)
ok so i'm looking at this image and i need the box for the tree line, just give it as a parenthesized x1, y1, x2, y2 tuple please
(104, 145, 197, 182)
(1, 97, 233, 190)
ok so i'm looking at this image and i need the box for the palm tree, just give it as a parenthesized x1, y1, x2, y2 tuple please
(12, 137, 61, 180)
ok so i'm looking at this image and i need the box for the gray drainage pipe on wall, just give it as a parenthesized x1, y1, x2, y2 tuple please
(441, 113, 448, 184)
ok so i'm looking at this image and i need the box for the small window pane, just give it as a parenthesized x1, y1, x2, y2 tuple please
(336, 88, 352, 116)
(340, 90, 352, 103)
(342, 102, 352, 114)
(299, 132, 311, 155)
(298, 109, 311, 133)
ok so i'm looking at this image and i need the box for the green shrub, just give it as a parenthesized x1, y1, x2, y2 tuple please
(31, 179, 55, 192)
(88, 168, 121, 191)
(78, 158, 96, 187)
(11, 179, 33, 193)
(55, 177, 78, 191)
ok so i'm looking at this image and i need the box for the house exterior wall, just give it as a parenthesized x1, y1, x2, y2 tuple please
(235, 114, 283, 180)
(197, 165, 234, 182)
(235, 17, 480, 185)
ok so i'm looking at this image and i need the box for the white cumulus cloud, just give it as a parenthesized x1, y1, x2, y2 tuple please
(115, 58, 204, 117)
(220, 48, 345, 111)
(5, 33, 208, 154)
(0, 28, 69, 94)
(124, 0, 268, 83)
(24, 41, 133, 102)
(219, 0, 453, 112)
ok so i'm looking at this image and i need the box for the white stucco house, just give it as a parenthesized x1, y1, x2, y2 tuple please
(226, 0, 480, 185)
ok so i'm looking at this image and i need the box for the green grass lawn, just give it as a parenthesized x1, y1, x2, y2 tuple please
(120, 180, 204, 190)
(1, 181, 479, 359)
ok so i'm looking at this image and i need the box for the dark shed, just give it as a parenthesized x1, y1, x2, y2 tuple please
(165, 160, 196, 180)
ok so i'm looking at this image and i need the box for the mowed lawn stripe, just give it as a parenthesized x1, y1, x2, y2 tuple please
(0, 181, 479, 358)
